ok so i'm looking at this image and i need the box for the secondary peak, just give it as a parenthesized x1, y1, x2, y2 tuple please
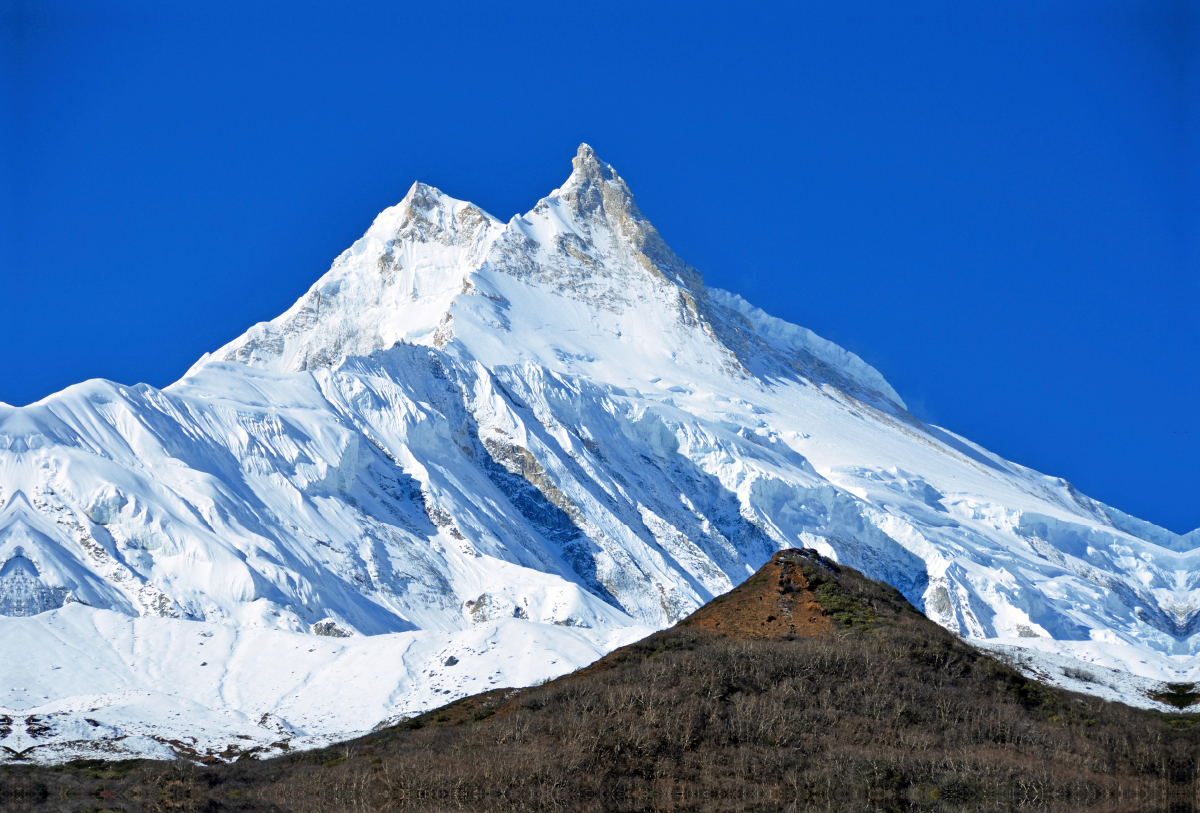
(401, 181, 446, 211)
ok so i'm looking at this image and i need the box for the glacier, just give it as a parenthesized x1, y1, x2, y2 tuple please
(1, 144, 1197, 763)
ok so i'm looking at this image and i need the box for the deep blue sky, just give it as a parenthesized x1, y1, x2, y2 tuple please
(2, 1, 1197, 533)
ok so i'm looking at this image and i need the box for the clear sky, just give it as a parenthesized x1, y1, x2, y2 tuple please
(2, 1, 1197, 533)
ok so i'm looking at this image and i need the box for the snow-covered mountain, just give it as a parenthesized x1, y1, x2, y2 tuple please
(2, 145, 1197, 762)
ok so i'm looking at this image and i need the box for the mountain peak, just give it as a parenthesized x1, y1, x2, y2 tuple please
(387, 181, 459, 232)
(571, 142, 612, 179)
(547, 145, 703, 291)
(557, 144, 637, 219)
(402, 180, 441, 206)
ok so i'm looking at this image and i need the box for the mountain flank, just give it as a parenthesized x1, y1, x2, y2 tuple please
(2, 549, 1197, 812)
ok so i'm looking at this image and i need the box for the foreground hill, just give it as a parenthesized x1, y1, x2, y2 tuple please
(2, 549, 1197, 812)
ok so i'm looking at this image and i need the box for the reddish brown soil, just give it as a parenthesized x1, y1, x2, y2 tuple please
(676, 550, 833, 639)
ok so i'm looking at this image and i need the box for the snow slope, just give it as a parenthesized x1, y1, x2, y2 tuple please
(2, 145, 1197, 762)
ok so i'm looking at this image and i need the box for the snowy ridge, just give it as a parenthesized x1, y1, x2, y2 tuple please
(707, 288, 905, 409)
(1, 144, 1197, 762)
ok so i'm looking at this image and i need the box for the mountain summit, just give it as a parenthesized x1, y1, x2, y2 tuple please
(0, 146, 1196, 763)
(199, 144, 903, 409)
